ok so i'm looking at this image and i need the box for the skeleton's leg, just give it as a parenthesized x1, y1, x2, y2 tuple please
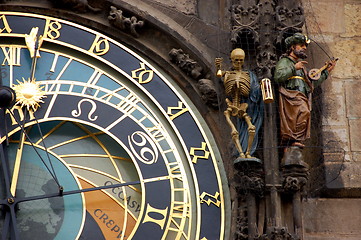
(243, 113, 256, 158)
(224, 108, 245, 158)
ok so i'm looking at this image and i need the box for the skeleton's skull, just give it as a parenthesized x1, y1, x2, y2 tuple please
(231, 48, 245, 70)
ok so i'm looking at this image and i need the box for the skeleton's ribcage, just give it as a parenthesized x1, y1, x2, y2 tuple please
(224, 77, 251, 98)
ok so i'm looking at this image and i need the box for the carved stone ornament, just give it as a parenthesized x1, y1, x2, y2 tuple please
(169, 48, 203, 80)
(275, 5, 305, 45)
(108, 6, 144, 38)
(168, 48, 218, 108)
(51, 0, 101, 13)
(231, 2, 260, 45)
(282, 176, 307, 193)
(235, 214, 248, 240)
(256, 227, 298, 240)
(231, 0, 305, 79)
(197, 79, 219, 109)
(235, 173, 265, 197)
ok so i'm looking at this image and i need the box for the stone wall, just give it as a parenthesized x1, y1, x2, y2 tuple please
(303, 0, 361, 239)
(304, 198, 361, 240)
(303, 0, 361, 192)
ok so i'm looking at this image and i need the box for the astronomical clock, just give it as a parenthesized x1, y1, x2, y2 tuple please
(0, 12, 228, 239)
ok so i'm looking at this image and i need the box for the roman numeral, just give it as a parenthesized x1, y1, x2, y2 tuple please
(167, 201, 191, 239)
(147, 125, 165, 142)
(1, 46, 21, 66)
(142, 203, 168, 229)
(189, 142, 210, 164)
(168, 162, 183, 182)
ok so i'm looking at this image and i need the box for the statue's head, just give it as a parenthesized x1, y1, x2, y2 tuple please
(285, 33, 310, 50)
(284, 33, 310, 59)
(230, 48, 245, 70)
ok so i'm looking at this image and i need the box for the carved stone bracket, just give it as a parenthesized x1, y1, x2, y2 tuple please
(234, 159, 264, 194)
(169, 48, 219, 108)
(169, 48, 203, 80)
(236, 174, 265, 197)
(198, 79, 219, 109)
(108, 6, 144, 38)
(282, 175, 307, 193)
(281, 147, 309, 191)
(234, 159, 265, 239)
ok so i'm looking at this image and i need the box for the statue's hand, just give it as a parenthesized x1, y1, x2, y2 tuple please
(295, 60, 308, 70)
(215, 57, 223, 68)
(248, 125, 256, 132)
(327, 60, 337, 72)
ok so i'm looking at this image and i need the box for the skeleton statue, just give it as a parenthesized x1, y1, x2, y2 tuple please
(216, 48, 264, 159)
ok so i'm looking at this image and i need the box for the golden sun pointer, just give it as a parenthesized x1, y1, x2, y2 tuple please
(13, 78, 46, 112)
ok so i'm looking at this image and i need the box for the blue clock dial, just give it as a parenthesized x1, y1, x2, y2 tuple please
(0, 11, 227, 240)
(7, 139, 83, 240)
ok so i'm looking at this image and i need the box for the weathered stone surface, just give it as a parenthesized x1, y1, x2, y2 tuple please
(324, 162, 345, 189)
(323, 152, 346, 163)
(322, 126, 349, 154)
(324, 161, 361, 189)
(349, 119, 361, 151)
(303, 0, 345, 34)
(304, 198, 361, 240)
(151, 0, 197, 15)
(342, 3, 361, 37)
(345, 81, 361, 118)
(322, 80, 347, 126)
(330, 39, 361, 79)
(197, 79, 219, 109)
(341, 162, 361, 188)
(353, 152, 361, 162)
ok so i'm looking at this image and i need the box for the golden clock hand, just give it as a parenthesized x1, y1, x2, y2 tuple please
(25, 27, 43, 81)
(10, 124, 26, 197)
(8, 28, 44, 196)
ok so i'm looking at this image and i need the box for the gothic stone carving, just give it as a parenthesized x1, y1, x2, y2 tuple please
(231, 2, 260, 45)
(198, 79, 219, 109)
(169, 48, 218, 108)
(108, 6, 144, 38)
(257, 227, 297, 240)
(237, 174, 265, 197)
(231, 0, 305, 79)
(169, 48, 203, 80)
(275, 5, 305, 45)
(282, 176, 307, 193)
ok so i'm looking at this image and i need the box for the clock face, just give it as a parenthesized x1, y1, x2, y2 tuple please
(0, 12, 226, 240)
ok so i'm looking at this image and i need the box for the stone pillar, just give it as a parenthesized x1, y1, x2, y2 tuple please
(234, 159, 264, 240)
(281, 147, 309, 239)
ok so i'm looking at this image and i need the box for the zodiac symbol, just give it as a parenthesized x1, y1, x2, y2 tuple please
(128, 131, 159, 164)
(71, 99, 98, 121)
